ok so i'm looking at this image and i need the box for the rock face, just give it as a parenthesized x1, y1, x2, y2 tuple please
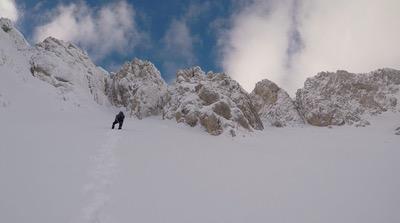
(250, 79, 304, 127)
(296, 69, 400, 126)
(30, 37, 109, 105)
(1, 18, 109, 106)
(108, 58, 168, 119)
(165, 67, 263, 136)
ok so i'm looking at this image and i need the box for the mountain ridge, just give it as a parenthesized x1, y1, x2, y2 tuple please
(1, 17, 399, 136)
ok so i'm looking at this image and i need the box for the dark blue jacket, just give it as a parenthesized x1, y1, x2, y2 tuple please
(116, 112, 125, 122)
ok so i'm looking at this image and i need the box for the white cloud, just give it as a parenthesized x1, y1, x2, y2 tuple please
(294, 0, 400, 90)
(33, 1, 145, 61)
(0, 0, 18, 22)
(219, 0, 292, 91)
(219, 0, 400, 94)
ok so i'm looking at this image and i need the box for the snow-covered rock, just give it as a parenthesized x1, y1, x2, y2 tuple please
(108, 58, 168, 119)
(296, 69, 400, 126)
(30, 37, 109, 105)
(0, 18, 31, 77)
(395, 127, 400, 135)
(165, 67, 263, 136)
(1, 18, 109, 107)
(250, 79, 304, 127)
(0, 18, 29, 51)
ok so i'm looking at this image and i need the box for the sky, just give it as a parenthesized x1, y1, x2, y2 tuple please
(1, 0, 400, 94)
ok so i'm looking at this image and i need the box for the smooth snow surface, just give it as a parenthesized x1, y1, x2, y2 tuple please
(1, 100, 400, 223)
(107, 115, 400, 223)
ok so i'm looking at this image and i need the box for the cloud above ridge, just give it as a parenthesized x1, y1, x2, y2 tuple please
(219, 0, 400, 94)
(33, 1, 145, 61)
(0, 0, 18, 22)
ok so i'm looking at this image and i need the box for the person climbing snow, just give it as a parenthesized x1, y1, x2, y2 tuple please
(112, 111, 125, 130)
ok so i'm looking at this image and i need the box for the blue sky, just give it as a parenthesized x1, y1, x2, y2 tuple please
(14, 0, 233, 82)
(3, 0, 400, 93)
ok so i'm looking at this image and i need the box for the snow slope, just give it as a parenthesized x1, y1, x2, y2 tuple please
(1, 106, 400, 223)
(106, 115, 400, 223)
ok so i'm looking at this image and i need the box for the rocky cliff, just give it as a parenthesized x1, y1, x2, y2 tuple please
(296, 69, 400, 126)
(250, 79, 304, 127)
(164, 67, 263, 136)
(1, 17, 109, 107)
(30, 37, 109, 105)
(107, 58, 168, 119)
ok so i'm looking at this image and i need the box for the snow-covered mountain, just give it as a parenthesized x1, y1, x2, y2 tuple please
(107, 58, 168, 119)
(296, 69, 400, 126)
(0, 18, 30, 77)
(250, 79, 304, 127)
(1, 17, 400, 135)
(0, 18, 28, 52)
(164, 67, 263, 136)
(0, 18, 109, 109)
(31, 37, 109, 106)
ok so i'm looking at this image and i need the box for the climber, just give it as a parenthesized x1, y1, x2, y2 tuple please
(112, 111, 125, 130)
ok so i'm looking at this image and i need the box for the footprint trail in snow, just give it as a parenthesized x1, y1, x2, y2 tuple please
(81, 130, 122, 223)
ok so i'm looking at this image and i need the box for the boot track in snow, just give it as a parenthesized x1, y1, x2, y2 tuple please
(81, 130, 121, 223)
